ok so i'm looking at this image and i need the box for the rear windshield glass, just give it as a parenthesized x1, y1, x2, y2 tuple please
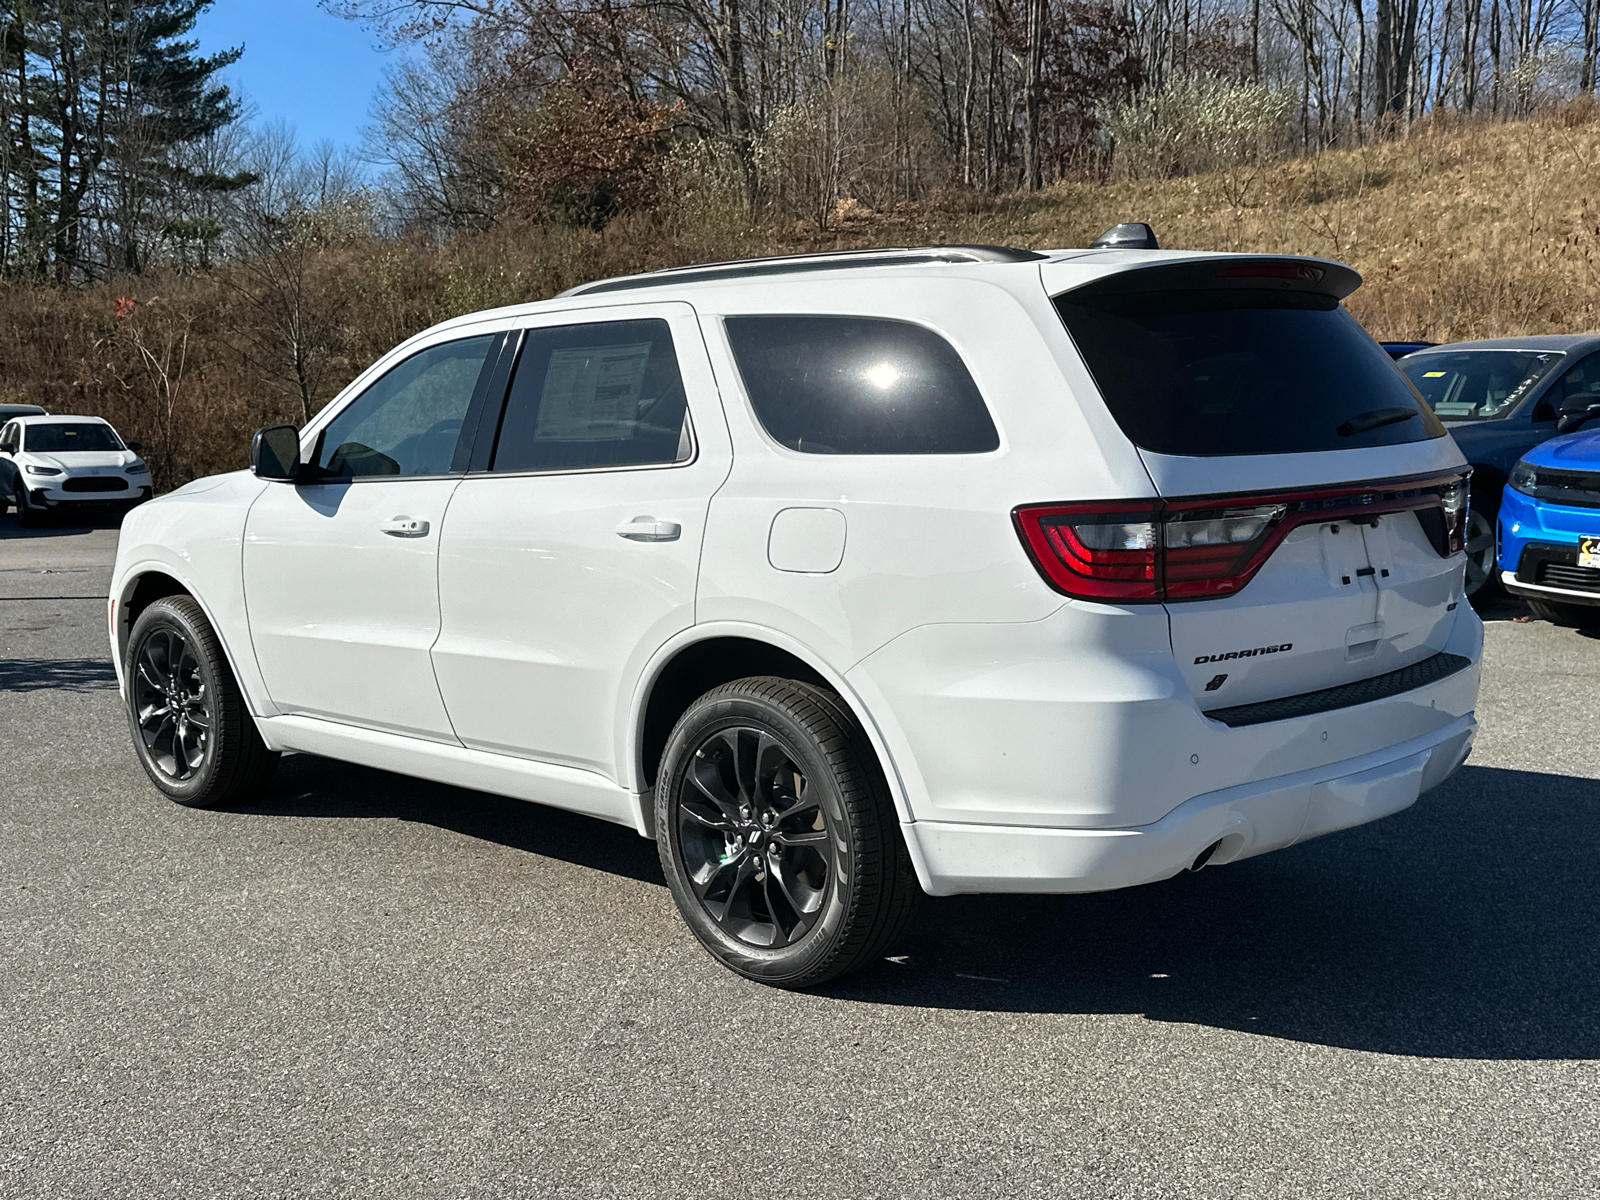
(1054, 288, 1445, 456)
(1399, 349, 1564, 421)
(24, 422, 123, 452)
(725, 315, 999, 454)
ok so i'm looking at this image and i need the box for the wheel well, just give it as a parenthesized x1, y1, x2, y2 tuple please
(123, 571, 191, 634)
(639, 637, 830, 787)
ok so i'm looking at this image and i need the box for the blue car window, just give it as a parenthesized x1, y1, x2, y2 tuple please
(1401, 350, 1564, 421)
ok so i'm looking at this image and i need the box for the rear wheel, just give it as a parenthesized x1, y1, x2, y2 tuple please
(1463, 502, 1498, 599)
(656, 677, 918, 987)
(124, 596, 278, 807)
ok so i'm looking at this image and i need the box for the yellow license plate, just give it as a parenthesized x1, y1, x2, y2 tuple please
(1580, 536, 1600, 569)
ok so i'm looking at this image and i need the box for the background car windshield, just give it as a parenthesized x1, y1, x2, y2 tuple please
(24, 422, 123, 452)
(1399, 350, 1565, 421)
(1054, 288, 1445, 456)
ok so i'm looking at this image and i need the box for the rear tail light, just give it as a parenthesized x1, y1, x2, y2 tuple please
(1015, 471, 1470, 603)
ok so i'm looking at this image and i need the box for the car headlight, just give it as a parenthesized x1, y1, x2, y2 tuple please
(23, 463, 61, 476)
(125, 461, 149, 474)
(1509, 460, 1538, 494)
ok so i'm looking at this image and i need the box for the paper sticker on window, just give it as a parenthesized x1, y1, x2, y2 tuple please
(1423, 371, 1446, 377)
(535, 343, 652, 441)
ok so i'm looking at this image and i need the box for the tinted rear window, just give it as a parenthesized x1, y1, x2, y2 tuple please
(724, 315, 999, 454)
(1054, 288, 1445, 456)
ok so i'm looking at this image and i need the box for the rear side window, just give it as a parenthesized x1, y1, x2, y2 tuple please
(490, 319, 690, 473)
(724, 315, 999, 454)
(1054, 288, 1445, 456)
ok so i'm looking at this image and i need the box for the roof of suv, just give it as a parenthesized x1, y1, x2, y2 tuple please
(410, 245, 1360, 345)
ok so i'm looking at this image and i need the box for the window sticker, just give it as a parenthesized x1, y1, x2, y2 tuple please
(535, 343, 653, 441)
(1423, 371, 1446, 377)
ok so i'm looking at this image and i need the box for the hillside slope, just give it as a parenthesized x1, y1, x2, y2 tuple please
(818, 111, 1600, 342)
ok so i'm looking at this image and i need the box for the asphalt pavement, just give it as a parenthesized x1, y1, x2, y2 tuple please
(2, 516, 1597, 1199)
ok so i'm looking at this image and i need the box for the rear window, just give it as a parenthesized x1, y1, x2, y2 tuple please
(1399, 349, 1564, 421)
(724, 315, 999, 454)
(1054, 288, 1445, 456)
(24, 422, 123, 452)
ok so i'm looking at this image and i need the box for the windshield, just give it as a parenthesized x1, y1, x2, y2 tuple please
(1054, 287, 1445, 456)
(1399, 350, 1564, 421)
(24, 422, 124, 452)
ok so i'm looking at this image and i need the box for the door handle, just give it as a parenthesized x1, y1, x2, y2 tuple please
(381, 516, 430, 538)
(615, 516, 681, 542)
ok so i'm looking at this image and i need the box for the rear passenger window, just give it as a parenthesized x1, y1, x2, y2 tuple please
(490, 319, 690, 473)
(724, 315, 999, 454)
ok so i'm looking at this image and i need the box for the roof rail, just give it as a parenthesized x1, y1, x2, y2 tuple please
(559, 244, 1048, 297)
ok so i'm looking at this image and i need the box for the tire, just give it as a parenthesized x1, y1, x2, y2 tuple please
(124, 595, 279, 808)
(1463, 501, 1498, 600)
(13, 479, 38, 527)
(656, 677, 919, 987)
(1524, 597, 1600, 627)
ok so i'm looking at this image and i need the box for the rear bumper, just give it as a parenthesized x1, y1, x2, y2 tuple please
(904, 713, 1475, 895)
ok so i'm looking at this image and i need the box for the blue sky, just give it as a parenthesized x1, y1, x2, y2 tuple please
(192, 1, 406, 158)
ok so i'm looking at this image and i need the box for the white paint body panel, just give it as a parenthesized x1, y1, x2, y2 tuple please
(106, 248, 1483, 900)
(430, 302, 733, 783)
(243, 477, 462, 741)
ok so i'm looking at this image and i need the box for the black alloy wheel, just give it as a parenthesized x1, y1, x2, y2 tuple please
(124, 596, 278, 807)
(676, 726, 834, 949)
(133, 625, 212, 781)
(657, 677, 918, 987)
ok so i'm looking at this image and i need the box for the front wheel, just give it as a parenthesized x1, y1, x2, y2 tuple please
(124, 595, 279, 807)
(1524, 597, 1600, 627)
(13, 480, 39, 527)
(656, 677, 919, 987)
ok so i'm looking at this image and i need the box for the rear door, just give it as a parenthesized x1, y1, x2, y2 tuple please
(1051, 260, 1467, 711)
(430, 303, 730, 781)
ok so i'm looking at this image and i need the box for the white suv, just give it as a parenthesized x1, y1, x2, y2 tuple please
(108, 242, 1481, 986)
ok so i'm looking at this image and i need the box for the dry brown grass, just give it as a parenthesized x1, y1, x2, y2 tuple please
(812, 107, 1600, 341)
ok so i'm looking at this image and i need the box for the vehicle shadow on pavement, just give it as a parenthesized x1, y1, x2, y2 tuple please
(243, 752, 1596, 1060)
(0, 656, 118, 691)
(243, 752, 666, 887)
(827, 764, 1599, 1061)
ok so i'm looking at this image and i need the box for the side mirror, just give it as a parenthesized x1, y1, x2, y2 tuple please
(1557, 403, 1600, 434)
(125, 440, 142, 453)
(251, 425, 303, 481)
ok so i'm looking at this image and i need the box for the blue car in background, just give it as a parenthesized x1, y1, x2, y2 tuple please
(1399, 335, 1600, 597)
(1498, 428, 1600, 623)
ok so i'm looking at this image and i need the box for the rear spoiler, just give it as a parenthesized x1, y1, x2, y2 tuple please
(1051, 255, 1362, 303)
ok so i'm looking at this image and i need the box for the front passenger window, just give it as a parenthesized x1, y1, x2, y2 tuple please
(315, 335, 496, 479)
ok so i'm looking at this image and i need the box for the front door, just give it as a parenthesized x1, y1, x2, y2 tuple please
(431, 304, 731, 781)
(243, 332, 500, 740)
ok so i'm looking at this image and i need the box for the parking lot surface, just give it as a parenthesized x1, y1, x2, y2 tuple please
(2, 518, 1597, 1199)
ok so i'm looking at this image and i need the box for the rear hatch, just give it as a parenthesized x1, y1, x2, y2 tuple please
(1040, 256, 1469, 714)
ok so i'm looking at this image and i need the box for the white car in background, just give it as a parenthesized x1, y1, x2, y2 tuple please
(0, 414, 151, 525)
(107, 235, 1481, 987)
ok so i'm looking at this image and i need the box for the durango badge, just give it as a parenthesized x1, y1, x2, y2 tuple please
(1194, 643, 1293, 664)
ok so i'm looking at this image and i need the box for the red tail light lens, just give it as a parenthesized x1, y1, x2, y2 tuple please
(1015, 502, 1161, 599)
(1015, 472, 1470, 603)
